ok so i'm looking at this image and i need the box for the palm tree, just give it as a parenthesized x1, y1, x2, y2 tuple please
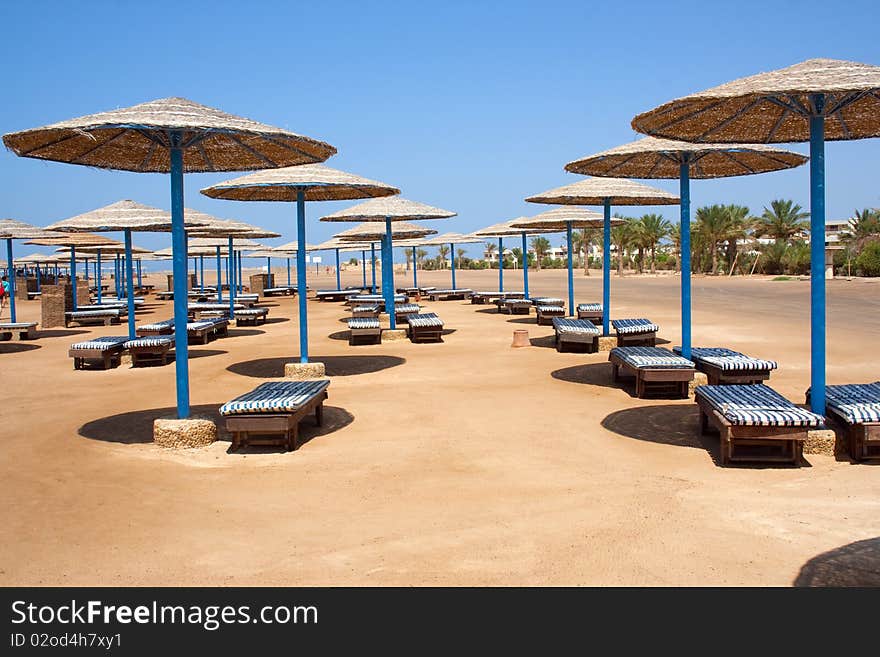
(755, 199, 809, 243)
(404, 248, 413, 272)
(722, 205, 751, 274)
(611, 222, 633, 276)
(638, 214, 671, 273)
(415, 248, 428, 269)
(693, 204, 731, 274)
(484, 242, 497, 265)
(456, 247, 467, 269)
(570, 227, 598, 276)
(624, 217, 648, 273)
(668, 223, 681, 273)
(437, 245, 450, 270)
(841, 208, 880, 251)
(530, 236, 550, 271)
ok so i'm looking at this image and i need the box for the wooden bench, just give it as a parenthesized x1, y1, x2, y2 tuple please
(351, 304, 381, 319)
(65, 310, 121, 327)
(697, 384, 822, 466)
(536, 305, 566, 325)
(813, 383, 880, 462)
(407, 313, 444, 343)
(69, 336, 128, 370)
(426, 289, 472, 301)
(502, 299, 532, 315)
(220, 380, 330, 452)
(552, 318, 599, 353)
(234, 308, 269, 326)
(124, 337, 174, 366)
(0, 322, 38, 340)
(348, 318, 382, 345)
(394, 303, 421, 324)
(612, 318, 659, 347)
(674, 346, 777, 386)
(576, 303, 603, 323)
(609, 347, 695, 399)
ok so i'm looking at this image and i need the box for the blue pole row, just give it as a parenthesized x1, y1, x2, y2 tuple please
(296, 190, 309, 363)
(680, 163, 692, 359)
(5, 239, 15, 322)
(566, 222, 574, 317)
(602, 198, 612, 336)
(521, 231, 529, 300)
(169, 141, 190, 419)
(809, 94, 826, 415)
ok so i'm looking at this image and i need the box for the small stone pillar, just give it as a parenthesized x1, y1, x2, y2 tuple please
(166, 273, 196, 291)
(41, 283, 72, 328)
(249, 273, 273, 296)
(14, 276, 30, 301)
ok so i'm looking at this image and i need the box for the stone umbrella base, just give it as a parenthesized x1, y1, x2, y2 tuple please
(153, 416, 217, 448)
(284, 362, 326, 379)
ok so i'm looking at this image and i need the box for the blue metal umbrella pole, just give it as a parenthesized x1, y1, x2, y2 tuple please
(602, 198, 612, 336)
(370, 243, 377, 294)
(69, 245, 78, 310)
(384, 217, 397, 330)
(84, 257, 89, 286)
(136, 258, 142, 290)
(360, 251, 367, 289)
(237, 250, 243, 294)
(334, 249, 341, 290)
(287, 257, 292, 287)
(498, 237, 504, 292)
(36, 263, 41, 293)
(96, 250, 102, 303)
(521, 231, 530, 300)
(227, 236, 236, 318)
(295, 190, 309, 363)
(566, 222, 575, 316)
(449, 241, 456, 289)
(809, 93, 826, 415)
(169, 141, 190, 418)
(215, 246, 222, 302)
(5, 239, 15, 322)
(199, 255, 205, 292)
(679, 162, 692, 359)
(123, 228, 136, 340)
(411, 246, 418, 287)
(267, 256, 272, 287)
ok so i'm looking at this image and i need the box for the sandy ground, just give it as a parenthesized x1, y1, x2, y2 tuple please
(1, 267, 878, 586)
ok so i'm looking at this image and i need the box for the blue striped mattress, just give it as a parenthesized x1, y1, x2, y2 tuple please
(552, 318, 600, 335)
(125, 337, 174, 349)
(220, 380, 330, 416)
(352, 304, 380, 313)
(824, 383, 880, 424)
(673, 346, 777, 372)
(66, 309, 120, 317)
(612, 318, 659, 335)
(395, 304, 420, 314)
(536, 305, 566, 314)
(696, 384, 823, 427)
(611, 346, 695, 369)
(138, 319, 174, 331)
(577, 303, 603, 313)
(407, 313, 443, 328)
(532, 297, 564, 306)
(431, 289, 472, 295)
(70, 336, 129, 350)
(348, 318, 381, 329)
(235, 308, 269, 316)
(0, 322, 37, 328)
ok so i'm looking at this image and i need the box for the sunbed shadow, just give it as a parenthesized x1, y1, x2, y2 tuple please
(227, 328, 265, 337)
(328, 330, 350, 341)
(263, 317, 289, 324)
(441, 329, 456, 335)
(0, 342, 41, 353)
(601, 404, 710, 452)
(794, 537, 880, 587)
(188, 349, 227, 359)
(78, 404, 223, 444)
(551, 362, 617, 387)
(37, 329, 90, 338)
(507, 317, 538, 324)
(529, 334, 557, 349)
(222, 405, 354, 453)
(474, 307, 500, 315)
(656, 337, 671, 345)
(227, 355, 406, 378)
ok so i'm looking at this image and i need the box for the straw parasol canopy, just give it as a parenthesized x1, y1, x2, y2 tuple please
(420, 232, 484, 246)
(510, 207, 620, 231)
(333, 221, 437, 241)
(15, 252, 63, 265)
(472, 219, 557, 238)
(313, 237, 377, 252)
(55, 244, 152, 255)
(25, 232, 120, 248)
(565, 137, 809, 179)
(0, 219, 65, 240)
(2, 97, 337, 172)
(200, 164, 400, 202)
(630, 58, 880, 143)
(184, 212, 277, 238)
(43, 200, 197, 233)
(188, 236, 264, 249)
(321, 197, 456, 222)
(525, 178, 679, 206)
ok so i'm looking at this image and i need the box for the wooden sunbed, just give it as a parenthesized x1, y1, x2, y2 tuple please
(609, 346, 695, 399)
(394, 304, 421, 323)
(347, 318, 382, 345)
(316, 289, 359, 302)
(502, 299, 532, 315)
(27, 291, 41, 300)
(697, 384, 822, 466)
(234, 307, 269, 326)
(351, 304, 381, 319)
(407, 313, 444, 343)
(69, 336, 128, 370)
(136, 319, 174, 337)
(426, 289, 472, 301)
(611, 318, 659, 347)
(673, 346, 777, 385)
(220, 380, 330, 452)
(186, 319, 228, 345)
(0, 322, 38, 340)
(813, 383, 880, 461)
(576, 303, 603, 323)
(155, 291, 174, 300)
(531, 297, 564, 307)
(65, 309, 121, 327)
(552, 318, 599, 353)
(187, 303, 245, 320)
(536, 304, 566, 325)
(263, 286, 296, 296)
(471, 291, 497, 304)
(124, 336, 175, 366)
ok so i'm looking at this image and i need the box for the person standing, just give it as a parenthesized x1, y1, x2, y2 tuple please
(0, 275, 9, 318)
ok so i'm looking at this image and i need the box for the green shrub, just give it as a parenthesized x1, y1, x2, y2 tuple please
(855, 241, 880, 276)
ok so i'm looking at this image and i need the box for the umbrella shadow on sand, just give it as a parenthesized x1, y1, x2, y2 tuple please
(601, 404, 710, 452)
(78, 403, 353, 448)
(227, 355, 405, 378)
(794, 537, 880, 587)
(36, 329, 90, 339)
(0, 342, 41, 354)
(551, 362, 618, 388)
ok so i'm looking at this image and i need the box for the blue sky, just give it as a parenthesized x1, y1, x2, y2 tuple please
(2, 0, 879, 265)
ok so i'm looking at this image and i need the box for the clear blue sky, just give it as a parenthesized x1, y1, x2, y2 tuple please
(2, 0, 879, 266)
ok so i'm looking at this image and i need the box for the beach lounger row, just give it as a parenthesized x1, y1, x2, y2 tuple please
(65, 309, 121, 327)
(0, 322, 39, 340)
(609, 346, 695, 399)
(220, 379, 330, 452)
(673, 347, 777, 385)
(426, 288, 472, 301)
(262, 286, 297, 296)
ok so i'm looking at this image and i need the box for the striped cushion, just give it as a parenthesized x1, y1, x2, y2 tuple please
(187, 321, 216, 331)
(348, 318, 380, 329)
(537, 305, 566, 313)
(407, 313, 443, 328)
(70, 336, 129, 350)
(352, 304, 380, 313)
(350, 294, 385, 302)
(220, 380, 330, 416)
(673, 346, 778, 372)
(824, 383, 880, 424)
(124, 337, 174, 349)
(612, 318, 659, 334)
(697, 384, 823, 427)
(532, 297, 564, 306)
(0, 322, 37, 329)
(504, 299, 532, 306)
(189, 303, 244, 310)
(553, 318, 599, 335)
(431, 289, 472, 295)
(611, 346, 695, 369)
(263, 287, 292, 293)
(418, 287, 436, 293)
(98, 298, 143, 305)
(577, 303, 602, 313)
(395, 304, 420, 314)
(138, 319, 174, 331)
(67, 309, 120, 317)
(235, 308, 268, 316)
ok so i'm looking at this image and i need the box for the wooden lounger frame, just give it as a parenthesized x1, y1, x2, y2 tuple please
(695, 361, 772, 386)
(536, 307, 565, 326)
(807, 391, 880, 462)
(235, 311, 268, 326)
(697, 395, 805, 466)
(69, 345, 125, 370)
(615, 330, 656, 347)
(609, 351, 693, 399)
(128, 342, 174, 366)
(65, 312, 120, 327)
(349, 324, 381, 345)
(554, 329, 598, 353)
(577, 308, 603, 323)
(225, 389, 328, 452)
(0, 323, 38, 340)
(409, 323, 443, 343)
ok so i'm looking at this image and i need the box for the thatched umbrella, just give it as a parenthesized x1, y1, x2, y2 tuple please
(312, 237, 374, 291)
(57, 241, 155, 304)
(394, 237, 434, 289)
(187, 233, 268, 306)
(473, 219, 558, 300)
(565, 137, 808, 356)
(525, 178, 678, 334)
(200, 164, 398, 368)
(419, 232, 483, 290)
(45, 200, 206, 338)
(630, 57, 880, 412)
(322, 198, 454, 330)
(0, 220, 65, 321)
(511, 209, 620, 316)
(9, 251, 57, 298)
(3, 97, 334, 418)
